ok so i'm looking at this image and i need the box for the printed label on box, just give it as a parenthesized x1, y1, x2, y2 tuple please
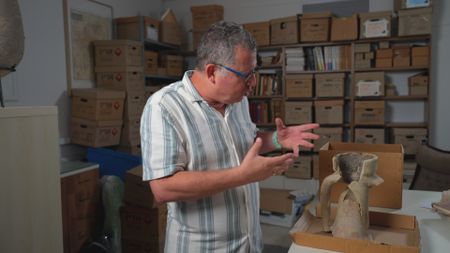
(357, 81, 382, 96)
(364, 19, 388, 38)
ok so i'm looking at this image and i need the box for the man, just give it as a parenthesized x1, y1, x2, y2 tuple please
(140, 21, 319, 253)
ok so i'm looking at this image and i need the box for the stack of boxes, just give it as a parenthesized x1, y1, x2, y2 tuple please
(190, 4, 224, 50)
(70, 88, 125, 147)
(122, 166, 167, 253)
(93, 40, 146, 155)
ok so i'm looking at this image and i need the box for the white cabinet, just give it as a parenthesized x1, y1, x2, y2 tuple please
(0, 107, 63, 253)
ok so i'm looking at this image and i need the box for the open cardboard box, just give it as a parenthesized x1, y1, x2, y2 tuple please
(319, 142, 404, 209)
(290, 205, 420, 253)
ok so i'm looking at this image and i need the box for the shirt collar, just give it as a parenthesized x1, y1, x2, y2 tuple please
(182, 70, 204, 103)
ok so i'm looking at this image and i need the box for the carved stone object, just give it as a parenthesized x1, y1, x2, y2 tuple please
(0, 0, 25, 77)
(320, 152, 383, 240)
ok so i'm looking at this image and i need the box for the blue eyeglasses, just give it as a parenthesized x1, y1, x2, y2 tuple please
(216, 63, 258, 83)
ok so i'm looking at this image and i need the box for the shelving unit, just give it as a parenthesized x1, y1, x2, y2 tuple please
(250, 35, 431, 151)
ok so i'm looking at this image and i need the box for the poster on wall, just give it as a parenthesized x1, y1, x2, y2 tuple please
(70, 10, 110, 81)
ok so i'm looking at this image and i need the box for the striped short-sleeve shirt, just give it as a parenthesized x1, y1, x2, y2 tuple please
(140, 71, 262, 253)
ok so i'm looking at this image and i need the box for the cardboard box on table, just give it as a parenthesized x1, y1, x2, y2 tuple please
(318, 142, 404, 209)
(290, 207, 420, 253)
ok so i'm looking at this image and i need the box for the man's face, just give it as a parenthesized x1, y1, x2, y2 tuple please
(214, 46, 257, 104)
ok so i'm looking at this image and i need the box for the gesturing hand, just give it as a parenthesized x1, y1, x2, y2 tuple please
(239, 138, 294, 182)
(275, 118, 320, 157)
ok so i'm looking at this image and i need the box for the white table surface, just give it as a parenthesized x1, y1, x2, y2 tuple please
(288, 189, 450, 253)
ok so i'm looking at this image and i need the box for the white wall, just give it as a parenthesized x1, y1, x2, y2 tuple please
(3, 0, 161, 142)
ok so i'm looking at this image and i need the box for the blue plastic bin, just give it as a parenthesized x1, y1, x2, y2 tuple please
(87, 147, 142, 180)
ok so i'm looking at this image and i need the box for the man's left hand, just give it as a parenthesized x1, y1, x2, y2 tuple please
(275, 117, 320, 156)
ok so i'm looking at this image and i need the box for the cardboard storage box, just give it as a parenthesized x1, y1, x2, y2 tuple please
(94, 40, 143, 67)
(313, 127, 343, 151)
(408, 73, 429, 95)
(95, 66, 145, 92)
(123, 90, 146, 120)
(260, 188, 313, 227)
(300, 12, 331, 42)
(392, 128, 428, 155)
(161, 54, 184, 76)
(270, 16, 299, 45)
(375, 48, 393, 68)
(355, 128, 385, 144)
(398, 7, 432, 36)
(315, 73, 345, 97)
(319, 142, 404, 208)
(71, 117, 122, 147)
(285, 74, 313, 98)
(359, 11, 392, 39)
(160, 9, 181, 45)
(144, 51, 158, 74)
(115, 16, 159, 41)
(243, 21, 270, 46)
(314, 100, 344, 124)
(161, 55, 184, 76)
(124, 166, 156, 209)
(192, 29, 206, 50)
(285, 101, 312, 124)
(354, 72, 385, 97)
(72, 88, 125, 121)
(290, 209, 419, 253)
(330, 14, 358, 41)
(354, 101, 385, 125)
(393, 46, 411, 67)
(411, 46, 430, 67)
(121, 205, 167, 242)
(190, 4, 223, 30)
(313, 155, 319, 179)
(120, 118, 141, 147)
(286, 156, 312, 179)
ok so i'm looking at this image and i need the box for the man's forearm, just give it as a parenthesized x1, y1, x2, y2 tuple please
(149, 167, 246, 203)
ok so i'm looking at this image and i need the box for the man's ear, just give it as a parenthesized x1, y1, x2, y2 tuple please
(205, 64, 218, 84)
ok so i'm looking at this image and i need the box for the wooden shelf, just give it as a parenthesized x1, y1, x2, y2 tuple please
(259, 64, 282, 69)
(249, 36, 431, 146)
(355, 66, 429, 72)
(354, 95, 428, 101)
(145, 74, 180, 80)
(248, 95, 283, 99)
(386, 122, 428, 128)
(144, 39, 180, 50)
(355, 35, 431, 43)
(384, 95, 428, 101)
(286, 69, 350, 74)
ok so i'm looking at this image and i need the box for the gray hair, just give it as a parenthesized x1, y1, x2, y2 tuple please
(195, 21, 257, 70)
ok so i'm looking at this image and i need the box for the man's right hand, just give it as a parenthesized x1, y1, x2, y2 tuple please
(238, 137, 294, 182)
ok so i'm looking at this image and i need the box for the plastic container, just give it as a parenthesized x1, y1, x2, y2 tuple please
(87, 147, 142, 180)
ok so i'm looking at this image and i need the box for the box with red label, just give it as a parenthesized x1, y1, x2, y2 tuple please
(71, 117, 122, 147)
(71, 88, 125, 121)
(94, 40, 143, 66)
(95, 66, 145, 92)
